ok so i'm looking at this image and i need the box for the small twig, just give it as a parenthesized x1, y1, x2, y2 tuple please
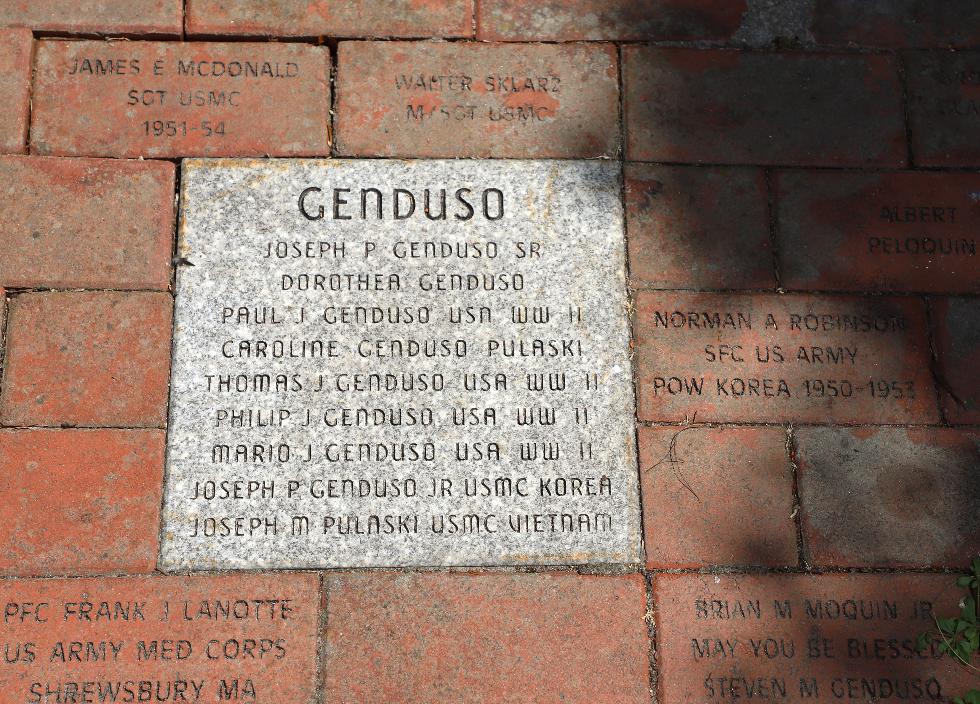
(647, 426, 700, 502)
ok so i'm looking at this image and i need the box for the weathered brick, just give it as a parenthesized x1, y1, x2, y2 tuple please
(0, 292, 172, 427)
(626, 164, 772, 290)
(187, 0, 473, 38)
(0, 156, 175, 289)
(796, 427, 980, 569)
(640, 426, 796, 568)
(624, 48, 906, 166)
(932, 297, 980, 424)
(655, 573, 976, 704)
(906, 51, 980, 167)
(0, 29, 31, 154)
(31, 41, 331, 158)
(0, 0, 182, 36)
(633, 292, 937, 423)
(323, 572, 649, 703)
(477, 0, 745, 41)
(0, 573, 320, 702)
(813, 0, 980, 48)
(336, 41, 619, 158)
(0, 429, 164, 575)
(775, 171, 980, 294)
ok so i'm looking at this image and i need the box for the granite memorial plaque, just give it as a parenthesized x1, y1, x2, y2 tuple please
(162, 159, 640, 569)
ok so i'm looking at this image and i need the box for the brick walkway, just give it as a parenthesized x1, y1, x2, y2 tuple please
(0, 2, 978, 702)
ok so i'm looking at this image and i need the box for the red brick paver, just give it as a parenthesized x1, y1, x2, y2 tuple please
(640, 426, 797, 568)
(0, 573, 320, 703)
(775, 170, 980, 294)
(932, 297, 980, 424)
(188, 0, 473, 38)
(633, 292, 937, 423)
(0, 156, 175, 289)
(0, 429, 164, 576)
(906, 51, 980, 168)
(812, 0, 980, 48)
(0, 29, 31, 154)
(655, 573, 976, 704)
(477, 0, 745, 41)
(336, 41, 619, 158)
(0, 6, 978, 702)
(796, 427, 980, 568)
(31, 40, 331, 158)
(0, 0, 182, 37)
(626, 164, 772, 290)
(323, 572, 650, 703)
(0, 292, 172, 427)
(624, 48, 906, 167)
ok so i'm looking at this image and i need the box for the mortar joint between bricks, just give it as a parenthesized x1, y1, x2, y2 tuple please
(895, 51, 917, 168)
(0, 291, 8, 408)
(785, 425, 809, 571)
(923, 297, 951, 427)
(643, 571, 658, 704)
(154, 157, 183, 572)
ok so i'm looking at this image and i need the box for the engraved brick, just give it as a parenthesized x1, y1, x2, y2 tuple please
(640, 426, 796, 568)
(336, 41, 619, 158)
(906, 51, 980, 167)
(0, 29, 31, 154)
(932, 297, 980, 424)
(626, 164, 772, 290)
(0, 292, 172, 427)
(776, 171, 980, 294)
(0, 0, 181, 36)
(31, 40, 331, 158)
(0, 429, 164, 576)
(0, 156, 175, 289)
(633, 292, 937, 423)
(813, 0, 980, 48)
(0, 573, 320, 703)
(477, 0, 746, 41)
(187, 0, 473, 38)
(796, 427, 980, 569)
(323, 572, 650, 703)
(624, 48, 906, 167)
(655, 573, 976, 704)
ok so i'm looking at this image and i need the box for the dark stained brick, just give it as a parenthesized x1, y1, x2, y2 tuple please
(813, 0, 980, 48)
(775, 170, 980, 294)
(796, 427, 980, 568)
(906, 51, 980, 167)
(932, 297, 980, 424)
(477, 0, 746, 41)
(624, 48, 906, 167)
(626, 164, 773, 290)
